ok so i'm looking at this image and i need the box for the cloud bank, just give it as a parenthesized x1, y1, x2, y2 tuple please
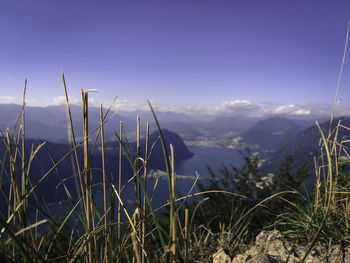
(110, 99, 342, 119)
(0, 95, 345, 119)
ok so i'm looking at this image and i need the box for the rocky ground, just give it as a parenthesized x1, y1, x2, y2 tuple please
(212, 230, 350, 263)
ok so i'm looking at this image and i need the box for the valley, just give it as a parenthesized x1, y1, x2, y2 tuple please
(0, 103, 343, 208)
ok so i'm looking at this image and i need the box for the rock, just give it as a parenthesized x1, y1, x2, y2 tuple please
(212, 249, 231, 263)
(232, 230, 303, 262)
(231, 230, 350, 263)
(246, 253, 284, 263)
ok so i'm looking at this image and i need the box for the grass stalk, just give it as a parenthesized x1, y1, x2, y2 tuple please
(132, 208, 141, 263)
(301, 121, 334, 263)
(81, 89, 93, 263)
(114, 131, 167, 250)
(62, 72, 86, 215)
(142, 121, 149, 263)
(117, 121, 122, 242)
(170, 144, 176, 263)
(100, 103, 108, 262)
(136, 116, 141, 246)
(111, 185, 147, 258)
(20, 79, 27, 243)
(329, 22, 350, 132)
(147, 101, 174, 251)
(184, 208, 189, 263)
(6, 129, 21, 227)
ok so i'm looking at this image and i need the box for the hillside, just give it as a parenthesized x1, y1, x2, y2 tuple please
(0, 103, 138, 143)
(0, 129, 192, 207)
(239, 116, 307, 150)
(262, 117, 350, 176)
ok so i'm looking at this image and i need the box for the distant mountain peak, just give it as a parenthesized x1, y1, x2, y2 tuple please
(240, 117, 306, 150)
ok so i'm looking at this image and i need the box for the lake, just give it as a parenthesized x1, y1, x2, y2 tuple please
(176, 146, 245, 178)
(45, 146, 244, 218)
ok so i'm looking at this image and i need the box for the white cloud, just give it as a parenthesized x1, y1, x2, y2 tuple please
(217, 100, 262, 115)
(275, 104, 311, 116)
(275, 104, 295, 113)
(113, 99, 148, 112)
(219, 100, 254, 112)
(51, 96, 69, 105)
(292, 109, 311, 115)
(220, 100, 252, 107)
(155, 103, 214, 115)
(0, 96, 20, 104)
(27, 96, 81, 107)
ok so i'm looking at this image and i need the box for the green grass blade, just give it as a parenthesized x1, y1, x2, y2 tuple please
(45, 198, 82, 260)
(0, 213, 37, 262)
(301, 121, 333, 263)
(147, 101, 174, 248)
(13, 139, 86, 217)
(41, 142, 86, 229)
(114, 132, 167, 249)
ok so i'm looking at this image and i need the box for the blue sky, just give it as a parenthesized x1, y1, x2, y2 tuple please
(1, 0, 350, 116)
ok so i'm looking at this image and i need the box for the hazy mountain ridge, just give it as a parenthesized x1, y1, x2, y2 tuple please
(239, 117, 307, 150)
(0, 128, 193, 207)
(0, 104, 324, 146)
(0, 104, 258, 144)
(0, 103, 336, 168)
(1, 103, 348, 211)
(261, 117, 350, 176)
(0, 104, 137, 143)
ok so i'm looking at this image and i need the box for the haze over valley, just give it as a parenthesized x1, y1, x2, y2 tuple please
(0, 102, 345, 208)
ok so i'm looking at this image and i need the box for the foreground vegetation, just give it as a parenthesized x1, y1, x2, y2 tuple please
(0, 74, 350, 263)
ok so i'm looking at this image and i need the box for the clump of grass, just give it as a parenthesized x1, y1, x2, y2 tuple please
(2, 73, 250, 263)
(0, 79, 50, 262)
(276, 121, 350, 257)
(275, 22, 350, 263)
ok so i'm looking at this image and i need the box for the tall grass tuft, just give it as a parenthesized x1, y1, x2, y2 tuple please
(276, 22, 350, 263)
(3, 74, 241, 262)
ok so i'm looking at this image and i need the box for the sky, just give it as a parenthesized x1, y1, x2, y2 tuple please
(1, 0, 350, 117)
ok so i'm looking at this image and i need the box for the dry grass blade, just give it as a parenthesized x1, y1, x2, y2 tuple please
(170, 144, 176, 263)
(111, 184, 148, 258)
(20, 79, 27, 236)
(99, 103, 108, 262)
(11, 219, 47, 240)
(62, 72, 86, 214)
(81, 88, 94, 263)
(117, 121, 122, 241)
(329, 22, 350, 132)
(184, 208, 189, 262)
(154, 190, 246, 212)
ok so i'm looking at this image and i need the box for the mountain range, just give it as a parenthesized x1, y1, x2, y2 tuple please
(1, 103, 348, 209)
(262, 117, 350, 174)
(0, 127, 193, 208)
(0, 103, 323, 144)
